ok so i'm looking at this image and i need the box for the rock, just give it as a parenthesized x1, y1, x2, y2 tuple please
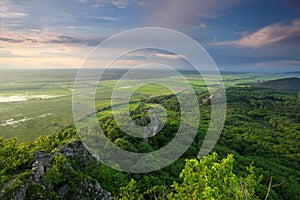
(60, 140, 93, 165)
(11, 179, 32, 200)
(9, 140, 113, 200)
(32, 152, 51, 182)
(78, 178, 113, 200)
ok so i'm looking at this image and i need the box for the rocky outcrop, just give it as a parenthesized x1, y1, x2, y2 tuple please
(11, 180, 32, 200)
(32, 152, 52, 183)
(10, 140, 113, 200)
(77, 178, 113, 200)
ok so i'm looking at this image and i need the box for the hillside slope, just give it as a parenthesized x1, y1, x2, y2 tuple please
(259, 77, 300, 93)
(1, 86, 299, 199)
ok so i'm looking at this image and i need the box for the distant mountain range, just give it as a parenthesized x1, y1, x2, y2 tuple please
(279, 71, 300, 75)
(259, 77, 300, 93)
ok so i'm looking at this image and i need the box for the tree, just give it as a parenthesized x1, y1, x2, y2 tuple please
(116, 179, 142, 200)
(168, 152, 261, 199)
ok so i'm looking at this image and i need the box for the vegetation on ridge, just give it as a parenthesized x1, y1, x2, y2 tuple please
(0, 83, 299, 199)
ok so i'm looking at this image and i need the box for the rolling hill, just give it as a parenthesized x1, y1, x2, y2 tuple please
(259, 77, 300, 93)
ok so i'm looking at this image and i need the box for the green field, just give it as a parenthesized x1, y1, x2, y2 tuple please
(1, 68, 300, 199)
(0, 68, 298, 141)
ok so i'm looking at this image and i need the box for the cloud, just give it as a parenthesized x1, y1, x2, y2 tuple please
(85, 0, 134, 9)
(0, 11, 27, 18)
(109, 50, 153, 60)
(119, 49, 183, 60)
(254, 59, 300, 71)
(86, 16, 120, 21)
(80, 0, 244, 27)
(0, 1, 28, 18)
(0, 0, 77, 34)
(153, 53, 181, 59)
(256, 59, 300, 67)
(48, 35, 103, 46)
(102, 49, 189, 69)
(65, 26, 91, 30)
(0, 37, 24, 43)
(199, 23, 207, 28)
(218, 19, 300, 48)
(0, 30, 104, 47)
(139, 0, 244, 27)
(111, 0, 132, 8)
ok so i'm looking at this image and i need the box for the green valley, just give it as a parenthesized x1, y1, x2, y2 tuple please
(0, 69, 299, 199)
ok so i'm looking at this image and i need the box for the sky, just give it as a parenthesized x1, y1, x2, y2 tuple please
(0, 0, 300, 72)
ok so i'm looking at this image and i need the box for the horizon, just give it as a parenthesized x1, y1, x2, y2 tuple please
(0, 67, 300, 74)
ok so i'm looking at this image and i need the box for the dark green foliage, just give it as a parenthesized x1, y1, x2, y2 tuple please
(216, 87, 300, 199)
(0, 127, 78, 197)
(258, 77, 300, 93)
(0, 86, 299, 199)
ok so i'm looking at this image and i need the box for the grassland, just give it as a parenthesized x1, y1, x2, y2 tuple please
(0, 68, 298, 141)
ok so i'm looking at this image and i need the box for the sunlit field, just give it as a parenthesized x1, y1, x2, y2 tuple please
(0, 68, 298, 141)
